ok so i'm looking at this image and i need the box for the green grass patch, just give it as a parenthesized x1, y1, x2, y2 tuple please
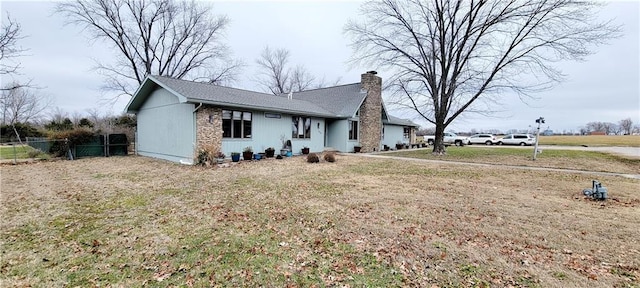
(552, 271, 568, 280)
(0, 145, 35, 159)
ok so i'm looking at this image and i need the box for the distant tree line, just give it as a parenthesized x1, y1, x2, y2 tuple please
(580, 118, 636, 135)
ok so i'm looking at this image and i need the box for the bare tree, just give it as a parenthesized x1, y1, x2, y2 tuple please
(289, 65, 316, 92)
(86, 107, 109, 132)
(619, 118, 633, 135)
(256, 46, 291, 94)
(0, 13, 32, 92)
(579, 126, 589, 135)
(56, 0, 242, 99)
(585, 121, 606, 133)
(255, 46, 332, 95)
(1, 84, 50, 125)
(48, 107, 70, 125)
(602, 122, 618, 135)
(0, 13, 23, 77)
(1, 85, 51, 142)
(346, 0, 619, 154)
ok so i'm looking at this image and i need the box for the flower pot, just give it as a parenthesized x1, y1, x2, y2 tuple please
(301, 147, 310, 155)
(231, 154, 240, 162)
(265, 149, 275, 158)
(216, 158, 224, 164)
(384, 145, 390, 151)
(254, 153, 262, 160)
(354, 146, 362, 153)
(286, 151, 292, 157)
(242, 151, 253, 161)
(396, 144, 403, 150)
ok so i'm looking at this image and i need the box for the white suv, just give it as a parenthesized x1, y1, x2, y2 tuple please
(468, 134, 496, 145)
(495, 134, 535, 146)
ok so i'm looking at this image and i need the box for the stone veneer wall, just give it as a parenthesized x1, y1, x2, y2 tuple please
(359, 72, 382, 152)
(410, 127, 417, 144)
(195, 106, 223, 157)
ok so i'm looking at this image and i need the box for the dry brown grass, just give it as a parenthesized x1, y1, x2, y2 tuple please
(392, 147, 640, 175)
(1, 155, 639, 287)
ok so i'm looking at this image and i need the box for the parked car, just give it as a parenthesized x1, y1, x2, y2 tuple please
(424, 132, 469, 146)
(467, 134, 496, 145)
(495, 134, 536, 146)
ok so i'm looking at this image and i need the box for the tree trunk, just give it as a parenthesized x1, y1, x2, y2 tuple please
(432, 120, 446, 155)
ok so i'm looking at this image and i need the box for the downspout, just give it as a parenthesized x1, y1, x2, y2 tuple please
(191, 102, 203, 165)
(193, 102, 203, 113)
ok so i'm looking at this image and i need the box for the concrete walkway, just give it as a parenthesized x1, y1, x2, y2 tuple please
(351, 151, 640, 180)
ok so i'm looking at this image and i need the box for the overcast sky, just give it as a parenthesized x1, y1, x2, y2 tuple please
(1, 0, 638, 133)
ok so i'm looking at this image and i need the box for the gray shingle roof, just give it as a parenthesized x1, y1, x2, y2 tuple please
(126, 75, 418, 126)
(385, 115, 419, 127)
(277, 83, 366, 117)
(130, 75, 338, 118)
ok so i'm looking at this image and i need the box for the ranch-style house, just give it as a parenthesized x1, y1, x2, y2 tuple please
(125, 71, 418, 164)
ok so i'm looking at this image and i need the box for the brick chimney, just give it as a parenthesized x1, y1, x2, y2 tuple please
(359, 71, 382, 152)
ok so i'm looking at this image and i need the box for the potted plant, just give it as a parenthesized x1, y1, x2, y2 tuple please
(231, 152, 240, 162)
(216, 151, 225, 164)
(242, 146, 253, 161)
(395, 141, 404, 150)
(301, 146, 310, 155)
(265, 147, 275, 158)
(353, 143, 362, 153)
(383, 144, 390, 151)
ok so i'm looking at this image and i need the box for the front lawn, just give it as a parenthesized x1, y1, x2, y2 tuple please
(1, 156, 638, 287)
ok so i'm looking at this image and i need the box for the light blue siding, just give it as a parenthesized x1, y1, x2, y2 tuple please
(137, 88, 195, 164)
(326, 119, 349, 152)
(221, 111, 326, 156)
(290, 116, 325, 154)
(383, 124, 405, 148)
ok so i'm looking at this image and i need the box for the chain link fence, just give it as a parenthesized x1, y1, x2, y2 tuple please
(1, 134, 130, 163)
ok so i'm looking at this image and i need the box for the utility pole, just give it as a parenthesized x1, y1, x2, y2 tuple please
(533, 117, 544, 160)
